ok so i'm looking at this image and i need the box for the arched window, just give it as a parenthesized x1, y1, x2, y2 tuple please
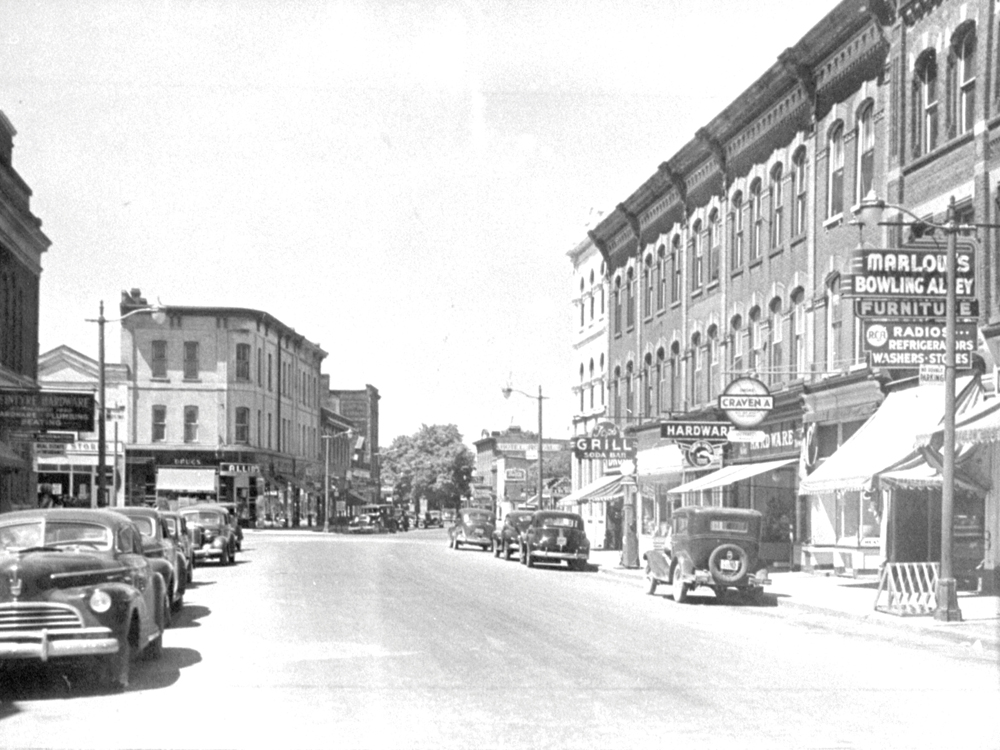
(613, 277, 622, 335)
(671, 235, 682, 302)
(749, 179, 763, 260)
(612, 366, 621, 423)
(626, 268, 636, 329)
(579, 363, 585, 411)
(691, 219, 704, 290)
(670, 341, 682, 412)
(625, 361, 635, 422)
(914, 50, 939, 155)
(951, 24, 976, 136)
(856, 103, 875, 201)
(655, 347, 666, 415)
(770, 164, 783, 249)
(827, 123, 845, 217)
(769, 297, 783, 386)
(730, 191, 744, 269)
(643, 256, 653, 318)
(748, 306, 762, 372)
(707, 324, 719, 400)
(708, 209, 721, 282)
(600, 354, 605, 406)
(792, 147, 807, 237)
(730, 315, 744, 373)
(589, 359, 595, 409)
(643, 353, 654, 417)
(690, 332, 702, 406)
(656, 246, 667, 310)
(827, 274, 843, 371)
(790, 289, 806, 378)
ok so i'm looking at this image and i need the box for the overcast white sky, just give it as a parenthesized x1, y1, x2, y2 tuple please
(4, 0, 827, 447)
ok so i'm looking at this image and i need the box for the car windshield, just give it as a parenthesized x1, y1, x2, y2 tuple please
(181, 510, 225, 524)
(512, 515, 534, 530)
(129, 517, 156, 537)
(461, 511, 491, 524)
(0, 521, 113, 552)
(164, 517, 178, 534)
(709, 519, 749, 533)
(536, 514, 583, 530)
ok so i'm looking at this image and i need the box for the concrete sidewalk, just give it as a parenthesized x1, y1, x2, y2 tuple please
(589, 549, 1000, 651)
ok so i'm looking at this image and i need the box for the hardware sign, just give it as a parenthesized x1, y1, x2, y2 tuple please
(660, 421, 730, 444)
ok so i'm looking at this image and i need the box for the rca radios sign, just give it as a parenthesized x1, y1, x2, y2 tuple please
(862, 320, 976, 367)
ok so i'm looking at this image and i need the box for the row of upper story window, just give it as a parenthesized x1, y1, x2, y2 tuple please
(148, 403, 320, 457)
(148, 340, 320, 408)
(911, 21, 977, 159)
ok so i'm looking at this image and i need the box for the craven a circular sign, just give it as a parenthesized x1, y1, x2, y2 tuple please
(718, 377, 774, 429)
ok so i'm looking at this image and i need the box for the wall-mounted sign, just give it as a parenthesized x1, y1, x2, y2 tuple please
(572, 436, 637, 461)
(844, 247, 975, 299)
(718, 377, 774, 429)
(854, 298, 978, 320)
(504, 467, 527, 482)
(863, 320, 975, 367)
(685, 441, 721, 468)
(661, 421, 730, 443)
(0, 391, 95, 432)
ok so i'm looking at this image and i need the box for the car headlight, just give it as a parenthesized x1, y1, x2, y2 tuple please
(212, 538, 225, 548)
(89, 589, 113, 613)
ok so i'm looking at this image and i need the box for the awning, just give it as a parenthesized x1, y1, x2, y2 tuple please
(636, 444, 685, 480)
(666, 458, 796, 494)
(0, 442, 24, 470)
(156, 467, 217, 493)
(798, 378, 983, 495)
(557, 474, 623, 506)
(914, 397, 1000, 448)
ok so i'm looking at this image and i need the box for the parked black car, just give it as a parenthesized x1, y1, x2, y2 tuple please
(492, 510, 535, 560)
(0, 508, 167, 691)
(448, 508, 495, 551)
(179, 505, 238, 565)
(520, 511, 590, 570)
(643, 506, 770, 603)
(117, 506, 187, 613)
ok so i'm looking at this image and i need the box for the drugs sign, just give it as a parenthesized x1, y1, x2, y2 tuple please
(862, 321, 976, 367)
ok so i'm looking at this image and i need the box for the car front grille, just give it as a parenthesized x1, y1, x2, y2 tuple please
(0, 602, 85, 631)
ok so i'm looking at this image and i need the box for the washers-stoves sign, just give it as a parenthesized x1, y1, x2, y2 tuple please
(660, 421, 728, 468)
(718, 377, 774, 429)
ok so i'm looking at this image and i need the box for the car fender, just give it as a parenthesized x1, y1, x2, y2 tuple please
(670, 551, 693, 581)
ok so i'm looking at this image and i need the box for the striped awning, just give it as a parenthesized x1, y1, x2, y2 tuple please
(667, 458, 796, 494)
(558, 474, 623, 506)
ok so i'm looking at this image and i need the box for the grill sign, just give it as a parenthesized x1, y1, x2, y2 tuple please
(863, 321, 976, 367)
(572, 436, 637, 461)
(845, 248, 975, 299)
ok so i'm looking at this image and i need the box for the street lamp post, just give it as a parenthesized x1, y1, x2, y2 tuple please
(502, 385, 546, 509)
(322, 432, 333, 533)
(86, 299, 166, 509)
(852, 193, 997, 622)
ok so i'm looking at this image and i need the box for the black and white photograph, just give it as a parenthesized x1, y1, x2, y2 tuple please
(1, 1, 999, 748)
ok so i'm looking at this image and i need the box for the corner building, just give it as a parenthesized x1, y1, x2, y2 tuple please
(120, 290, 327, 527)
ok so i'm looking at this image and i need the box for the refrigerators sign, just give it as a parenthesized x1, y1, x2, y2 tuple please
(862, 321, 975, 367)
(844, 248, 975, 299)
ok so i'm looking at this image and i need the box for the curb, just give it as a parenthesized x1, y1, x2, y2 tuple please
(595, 564, 1000, 653)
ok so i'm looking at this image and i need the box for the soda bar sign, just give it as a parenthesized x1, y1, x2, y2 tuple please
(572, 436, 637, 461)
(863, 321, 976, 367)
(845, 248, 975, 299)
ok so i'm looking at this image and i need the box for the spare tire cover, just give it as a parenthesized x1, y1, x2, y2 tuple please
(708, 543, 749, 584)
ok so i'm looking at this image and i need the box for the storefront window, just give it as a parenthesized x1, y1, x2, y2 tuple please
(836, 490, 880, 544)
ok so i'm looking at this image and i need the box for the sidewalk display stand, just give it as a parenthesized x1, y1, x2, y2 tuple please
(874, 562, 939, 616)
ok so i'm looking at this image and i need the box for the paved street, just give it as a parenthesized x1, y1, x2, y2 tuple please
(1, 529, 998, 750)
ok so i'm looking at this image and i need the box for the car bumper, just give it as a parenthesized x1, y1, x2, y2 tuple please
(690, 570, 770, 588)
(194, 546, 224, 559)
(0, 627, 119, 661)
(530, 549, 589, 561)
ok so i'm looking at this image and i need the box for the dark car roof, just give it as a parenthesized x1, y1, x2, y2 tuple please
(0, 507, 137, 530)
(116, 506, 161, 519)
(533, 511, 583, 521)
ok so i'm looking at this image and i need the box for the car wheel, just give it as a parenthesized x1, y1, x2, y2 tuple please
(526, 550, 535, 568)
(145, 594, 167, 661)
(708, 544, 749, 585)
(100, 620, 135, 691)
(220, 545, 231, 566)
(503, 542, 512, 561)
(493, 540, 500, 558)
(171, 580, 184, 613)
(671, 569, 688, 603)
(229, 544, 237, 565)
(644, 563, 658, 595)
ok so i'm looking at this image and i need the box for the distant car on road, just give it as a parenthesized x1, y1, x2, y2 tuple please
(0, 508, 167, 691)
(179, 505, 238, 565)
(643, 506, 770, 603)
(448, 508, 495, 551)
(520, 511, 590, 570)
(492, 510, 535, 560)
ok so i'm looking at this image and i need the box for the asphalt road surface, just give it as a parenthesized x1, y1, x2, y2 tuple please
(2, 529, 997, 750)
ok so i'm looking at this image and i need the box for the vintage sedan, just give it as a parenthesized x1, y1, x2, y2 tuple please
(117, 506, 187, 612)
(179, 505, 238, 565)
(492, 510, 536, 561)
(520, 511, 590, 570)
(448, 508, 495, 551)
(643, 506, 770, 603)
(161, 510, 196, 584)
(0, 508, 167, 691)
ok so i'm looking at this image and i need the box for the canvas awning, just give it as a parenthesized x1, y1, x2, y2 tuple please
(557, 474, 623, 506)
(914, 397, 1000, 448)
(636, 444, 685, 480)
(156, 467, 217, 493)
(798, 378, 983, 495)
(666, 458, 796, 494)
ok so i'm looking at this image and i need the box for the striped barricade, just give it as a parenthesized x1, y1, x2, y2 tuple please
(874, 562, 939, 616)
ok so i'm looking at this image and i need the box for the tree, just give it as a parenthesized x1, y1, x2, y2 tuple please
(381, 424, 475, 512)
